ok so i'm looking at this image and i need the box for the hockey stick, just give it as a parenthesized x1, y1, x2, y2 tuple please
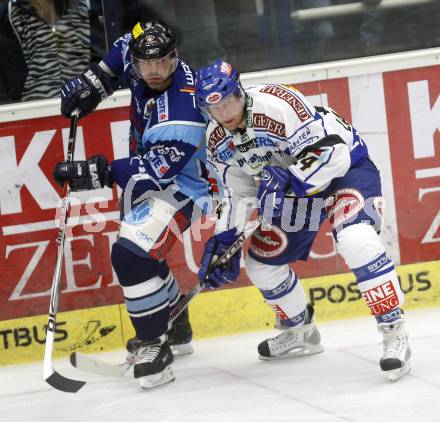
(43, 112, 87, 393)
(70, 216, 263, 377)
(169, 216, 263, 324)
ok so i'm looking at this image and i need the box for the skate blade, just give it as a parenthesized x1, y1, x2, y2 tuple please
(139, 366, 175, 390)
(171, 342, 194, 356)
(126, 353, 135, 366)
(387, 362, 411, 382)
(259, 344, 324, 361)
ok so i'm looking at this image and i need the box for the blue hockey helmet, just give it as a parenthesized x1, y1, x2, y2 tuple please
(195, 60, 243, 109)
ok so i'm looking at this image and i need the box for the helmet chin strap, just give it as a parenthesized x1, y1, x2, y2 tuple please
(143, 56, 177, 91)
(238, 111, 246, 129)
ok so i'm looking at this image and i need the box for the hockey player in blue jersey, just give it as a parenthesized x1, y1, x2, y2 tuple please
(54, 21, 210, 389)
(195, 60, 411, 381)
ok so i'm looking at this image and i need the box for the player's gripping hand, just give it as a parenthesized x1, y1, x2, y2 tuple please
(53, 155, 112, 191)
(257, 166, 293, 219)
(198, 230, 241, 289)
(61, 63, 112, 119)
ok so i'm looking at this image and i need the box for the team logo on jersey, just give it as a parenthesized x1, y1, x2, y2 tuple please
(206, 92, 222, 104)
(125, 201, 152, 226)
(325, 188, 365, 228)
(150, 144, 186, 162)
(143, 98, 156, 119)
(249, 224, 288, 258)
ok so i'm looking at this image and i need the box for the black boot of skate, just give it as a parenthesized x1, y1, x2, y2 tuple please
(167, 301, 194, 356)
(133, 335, 175, 389)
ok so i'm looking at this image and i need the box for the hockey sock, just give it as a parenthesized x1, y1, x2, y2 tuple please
(111, 242, 170, 341)
(337, 224, 404, 320)
(158, 260, 181, 308)
(246, 255, 308, 327)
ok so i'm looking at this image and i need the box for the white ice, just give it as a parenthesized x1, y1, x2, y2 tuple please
(1, 307, 439, 422)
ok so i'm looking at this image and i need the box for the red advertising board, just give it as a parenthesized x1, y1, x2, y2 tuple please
(384, 65, 440, 264)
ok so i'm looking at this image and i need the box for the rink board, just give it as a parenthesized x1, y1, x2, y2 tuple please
(0, 259, 438, 366)
(1, 55, 440, 324)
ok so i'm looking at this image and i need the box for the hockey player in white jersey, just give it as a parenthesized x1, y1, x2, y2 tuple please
(195, 60, 411, 381)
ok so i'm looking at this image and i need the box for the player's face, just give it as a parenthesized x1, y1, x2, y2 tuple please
(207, 94, 245, 130)
(134, 51, 176, 90)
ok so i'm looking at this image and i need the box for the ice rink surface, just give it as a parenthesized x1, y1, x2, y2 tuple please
(1, 307, 439, 422)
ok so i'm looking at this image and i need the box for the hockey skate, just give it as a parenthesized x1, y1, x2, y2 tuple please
(167, 304, 194, 356)
(133, 335, 175, 389)
(126, 302, 193, 362)
(378, 319, 411, 382)
(258, 304, 324, 360)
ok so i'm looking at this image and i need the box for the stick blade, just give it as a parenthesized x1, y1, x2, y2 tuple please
(45, 370, 86, 393)
(70, 352, 130, 377)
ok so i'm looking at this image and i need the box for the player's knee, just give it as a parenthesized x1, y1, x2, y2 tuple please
(336, 223, 385, 269)
(111, 240, 160, 287)
(245, 255, 290, 290)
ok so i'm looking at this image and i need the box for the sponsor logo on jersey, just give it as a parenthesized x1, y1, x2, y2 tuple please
(181, 63, 195, 87)
(157, 93, 169, 122)
(249, 224, 288, 258)
(361, 280, 399, 316)
(253, 113, 286, 138)
(236, 138, 258, 153)
(289, 135, 320, 156)
(292, 125, 311, 145)
(208, 125, 227, 150)
(325, 188, 365, 228)
(208, 125, 229, 162)
(235, 134, 278, 153)
(206, 92, 222, 104)
(151, 155, 170, 177)
(260, 85, 311, 122)
(236, 151, 272, 170)
(217, 139, 236, 162)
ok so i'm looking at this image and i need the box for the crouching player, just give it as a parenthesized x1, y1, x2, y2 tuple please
(195, 60, 411, 381)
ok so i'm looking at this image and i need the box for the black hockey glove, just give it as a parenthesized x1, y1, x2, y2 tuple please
(61, 62, 117, 119)
(53, 155, 113, 191)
